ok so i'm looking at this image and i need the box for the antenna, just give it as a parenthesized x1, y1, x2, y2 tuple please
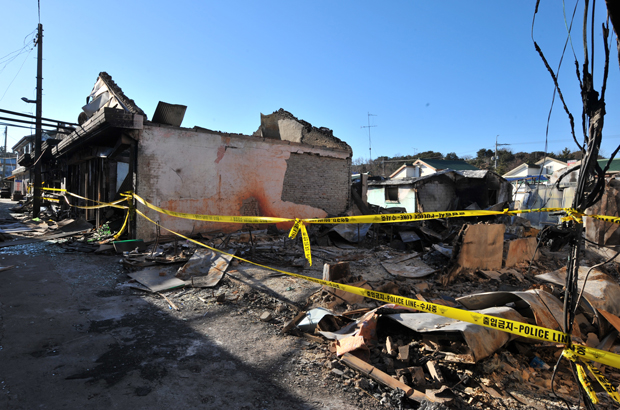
(494, 135, 510, 170)
(361, 112, 377, 160)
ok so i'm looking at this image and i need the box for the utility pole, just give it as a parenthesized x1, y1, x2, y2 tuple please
(494, 135, 510, 171)
(361, 113, 377, 161)
(33, 23, 43, 218)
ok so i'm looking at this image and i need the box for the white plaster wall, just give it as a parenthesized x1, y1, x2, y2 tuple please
(393, 166, 419, 179)
(367, 186, 385, 208)
(509, 166, 540, 178)
(397, 187, 417, 212)
(135, 125, 350, 240)
(419, 164, 434, 177)
(540, 160, 566, 175)
(366, 185, 416, 212)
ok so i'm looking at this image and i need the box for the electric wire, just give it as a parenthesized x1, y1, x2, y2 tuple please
(0, 29, 36, 61)
(0, 31, 36, 74)
(528, 0, 579, 217)
(551, 339, 579, 410)
(532, 1, 602, 408)
(0, 47, 34, 102)
(573, 249, 620, 315)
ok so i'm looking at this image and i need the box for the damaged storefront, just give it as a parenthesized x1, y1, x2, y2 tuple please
(40, 72, 352, 239)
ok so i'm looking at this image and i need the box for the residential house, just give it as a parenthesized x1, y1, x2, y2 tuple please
(503, 157, 567, 212)
(367, 169, 512, 213)
(598, 158, 620, 176)
(37, 72, 352, 240)
(0, 155, 17, 179)
(503, 157, 567, 180)
(11, 130, 64, 197)
(389, 159, 479, 179)
(11, 135, 33, 196)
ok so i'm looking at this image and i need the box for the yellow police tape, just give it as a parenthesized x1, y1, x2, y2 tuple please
(133, 193, 293, 224)
(41, 187, 67, 192)
(131, 208, 618, 364)
(113, 210, 130, 240)
(130, 194, 585, 267)
(36, 196, 60, 202)
(575, 361, 599, 404)
(41, 187, 130, 210)
(564, 348, 620, 403)
(132, 193, 576, 225)
(38, 189, 129, 239)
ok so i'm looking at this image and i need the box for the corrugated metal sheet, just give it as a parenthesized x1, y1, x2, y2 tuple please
(152, 101, 187, 127)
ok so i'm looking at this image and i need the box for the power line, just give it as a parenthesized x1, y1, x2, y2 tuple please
(0, 108, 78, 125)
(0, 116, 72, 130)
(0, 47, 34, 102)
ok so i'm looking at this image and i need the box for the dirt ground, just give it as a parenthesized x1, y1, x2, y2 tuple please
(0, 199, 387, 410)
(2, 197, 619, 410)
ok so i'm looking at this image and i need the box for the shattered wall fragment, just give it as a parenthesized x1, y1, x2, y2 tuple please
(255, 109, 351, 151)
(456, 224, 505, 270)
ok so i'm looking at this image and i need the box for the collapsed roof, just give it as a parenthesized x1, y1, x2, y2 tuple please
(255, 108, 351, 152)
(79, 72, 146, 124)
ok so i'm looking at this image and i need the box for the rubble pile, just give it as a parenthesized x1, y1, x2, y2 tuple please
(111, 216, 620, 408)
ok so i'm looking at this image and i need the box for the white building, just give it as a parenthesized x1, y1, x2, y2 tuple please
(503, 157, 567, 179)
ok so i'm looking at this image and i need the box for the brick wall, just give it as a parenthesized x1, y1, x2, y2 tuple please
(416, 180, 455, 212)
(281, 153, 351, 215)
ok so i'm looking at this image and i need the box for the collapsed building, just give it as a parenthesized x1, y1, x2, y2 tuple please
(26, 72, 353, 240)
(365, 169, 513, 214)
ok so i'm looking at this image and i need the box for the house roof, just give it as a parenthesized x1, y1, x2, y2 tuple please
(414, 158, 479, 171)
(369, 169, 506, 186)
(97, 72, 146, 117)
(535, 157, 567, 166)
(12, 135, 33, 151)
(598, 158, 620, 173)
(388, 163, 414, 178)
(504, 157, 567, 177)
(503, 163, 529, 177)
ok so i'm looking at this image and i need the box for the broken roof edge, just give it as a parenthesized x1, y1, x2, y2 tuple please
(369, 170, 457, 186)
(143, 123, 351, 154)
(457, 169, 507, 181)
(256, 108, 352, 153)
(368, 169, 507, 186)
(97, 72, 147, 118)
(414, 158, 480, 171)
(188, 122, 352, 154)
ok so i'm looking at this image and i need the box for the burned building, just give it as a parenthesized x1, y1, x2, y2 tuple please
(366, 169, 512, 213)
(39, 73, 352, 240)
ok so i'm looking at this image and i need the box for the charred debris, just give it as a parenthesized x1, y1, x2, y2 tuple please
(4, 177, 620, 409)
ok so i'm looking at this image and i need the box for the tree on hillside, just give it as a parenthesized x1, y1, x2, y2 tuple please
(557, 147, 573, 161)
(444, 152, 459, 160)
(415, 151, 443, 160)
(477, 148, 493, 158)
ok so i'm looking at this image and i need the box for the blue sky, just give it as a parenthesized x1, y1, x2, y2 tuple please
(1, 1, 618, 160)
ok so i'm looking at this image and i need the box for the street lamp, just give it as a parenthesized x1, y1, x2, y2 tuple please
(21, 97, 36, 104)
